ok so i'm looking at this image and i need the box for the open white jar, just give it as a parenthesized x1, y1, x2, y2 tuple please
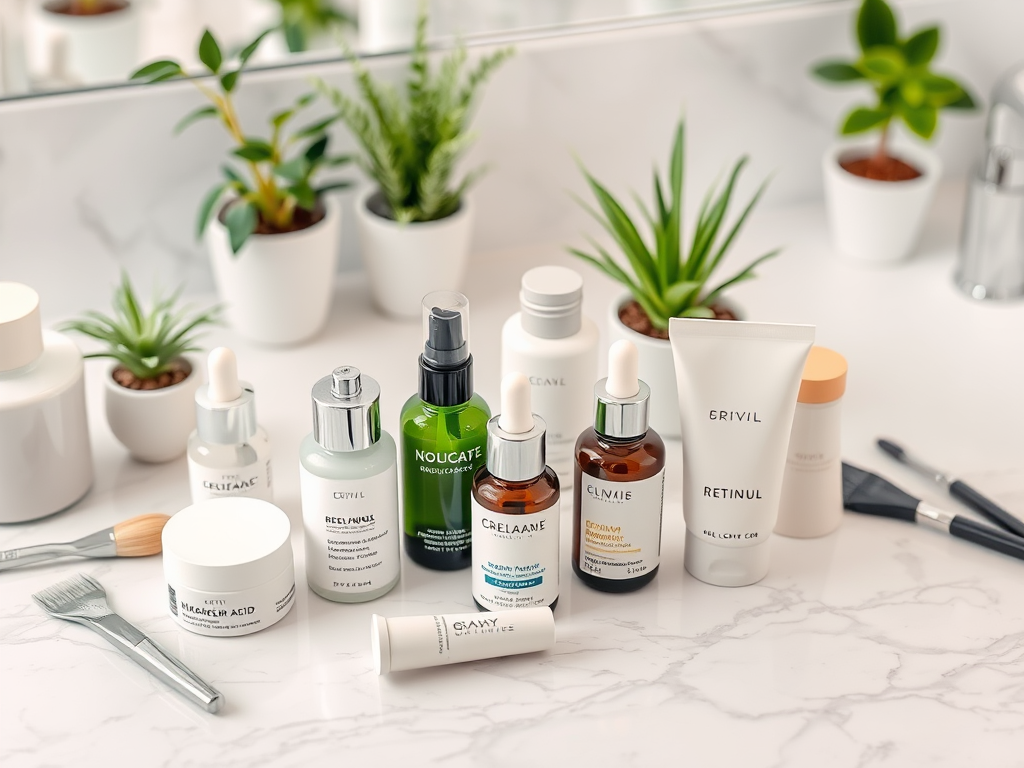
(162, 498, 296, 637)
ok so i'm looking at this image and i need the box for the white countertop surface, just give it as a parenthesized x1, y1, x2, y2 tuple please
(3, 185, 1024, 768)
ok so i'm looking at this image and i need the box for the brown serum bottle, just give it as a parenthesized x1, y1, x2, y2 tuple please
(573, 340, 666, 592)
(472, 373, 560, 611)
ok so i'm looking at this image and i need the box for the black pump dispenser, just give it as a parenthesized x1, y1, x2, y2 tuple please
(419, 295, 474, 407)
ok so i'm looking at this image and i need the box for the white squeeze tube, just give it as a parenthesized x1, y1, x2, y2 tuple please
(669, 318, 815, 587)
(371, 607, 555, 674)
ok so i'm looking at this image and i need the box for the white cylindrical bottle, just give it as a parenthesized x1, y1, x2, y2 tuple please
(776, 347, 848, 538)
(187, 348, 273, 504)
(501, 266, 598, 485)
(300, 366, 400, 603)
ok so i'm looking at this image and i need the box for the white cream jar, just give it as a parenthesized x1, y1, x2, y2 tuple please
(162, 498, 296, 637)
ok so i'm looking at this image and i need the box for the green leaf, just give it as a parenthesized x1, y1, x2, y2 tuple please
(130, 59, 183, 82)
(903, 26, 939, 66)
(271, 108, 295, 129)
(283, 21, 305, 53)
(921, 75, 975, 109)
(288, 182, 317, 211)
(198, 29, 223, 74)
(293, 116, 336, 140)
(224, 201, 257, 254)
(663, 280, 703, 315)
(274, 157, 308, 182)
(174, 106, 218, 134)
(812, 61, 865, 82)
(304, 135, 329, 163)
(841, 107, 891, 134)
(239, 30, 270, 65)
(196, 183, 228, 239)
(220, 69, 240, 93)
(681, 306, 716, 318)
(944, 88, 977, 110)
(221, 165, 248, 186)
(233, 140, 274, 162)
(315, 181, 352, 195)
(900, 80, 926, 108)
(857, 0, 898, 51)
(899, 104, 937, 139)
(860, 47, 905, 81)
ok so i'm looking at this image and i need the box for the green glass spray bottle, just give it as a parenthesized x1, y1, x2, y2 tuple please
(400, 291, 491, 570)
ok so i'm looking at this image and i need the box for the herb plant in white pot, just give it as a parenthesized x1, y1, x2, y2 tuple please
(319, 7, 512, 319)
(570, 121, 779, 438)
(132, 30, 350, 345)
(812, 0, 976, 264)
(61, 274, 220, 463)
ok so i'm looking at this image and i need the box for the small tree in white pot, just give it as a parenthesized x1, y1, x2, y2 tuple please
(318, 5, 512, 318)
(61, 273, 220, 463)
(569, 120, 779, 438)
(812, 0, 976, 264)
(131, 30, 351, 345)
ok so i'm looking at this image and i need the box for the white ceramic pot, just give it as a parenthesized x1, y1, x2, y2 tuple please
(822, 142, 941, 264)
(607, 295, 679, 439)
(206, 196, 341, 345)
(355, 188, 474, 319)
(104, 357, 201, 463)
(26, 1, 140, 86)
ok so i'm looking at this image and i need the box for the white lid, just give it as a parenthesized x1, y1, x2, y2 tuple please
(520, 266, 583, 339)
(371, 614, 391, 675)
(162, 498, 293, 592)
(683, 530, 771, 587)
(0, 283, 44, 372)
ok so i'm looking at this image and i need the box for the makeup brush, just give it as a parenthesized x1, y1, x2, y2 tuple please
(843, 463, 1024, 562)
(0, 513, 170, 571)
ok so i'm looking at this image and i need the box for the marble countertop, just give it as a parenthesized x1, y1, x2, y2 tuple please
(3, 185, 1024, 768)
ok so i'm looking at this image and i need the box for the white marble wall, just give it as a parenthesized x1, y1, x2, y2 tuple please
(0, 0, 1021, 319)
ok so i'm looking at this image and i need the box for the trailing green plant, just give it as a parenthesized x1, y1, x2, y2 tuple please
(316, 3, 513, 223)
(131, 29, 351, 253)
(271, 0, 354, 53)
(568, 120, 778, 331)
(60, 273, 221, 383)
(811, 0, 976, 160)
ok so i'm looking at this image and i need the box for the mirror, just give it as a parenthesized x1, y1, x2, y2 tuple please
(0, 0, 827, 100)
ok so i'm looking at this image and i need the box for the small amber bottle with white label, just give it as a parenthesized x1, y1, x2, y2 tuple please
(573, 340, 666, 592)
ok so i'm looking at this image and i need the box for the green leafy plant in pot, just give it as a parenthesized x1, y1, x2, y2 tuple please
(811, 0, 977, 263)
(316, 2, 513, 318)
(61, 273, 220, 462)
(569, 119, 778, 437)
(131, 29, 351, 345)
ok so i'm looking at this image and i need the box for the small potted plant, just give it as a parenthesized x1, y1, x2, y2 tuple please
(318, 4, 513, 318)
(27, 0, 140, 86)
(569, 120, 778, 438)
(131, 29, 350, 345)
(811, 0, 976, 264)
(268, 0, 355, 54)
(61, 273, 220, 463)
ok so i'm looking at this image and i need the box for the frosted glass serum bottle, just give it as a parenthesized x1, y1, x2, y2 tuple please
(301, 366, 400, 602)
(472, 373, 560, 612)
(188, 347, 273, 504)
(502, 266, 598, 485)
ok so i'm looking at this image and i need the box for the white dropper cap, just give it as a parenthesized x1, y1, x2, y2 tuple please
(207, 347, 243, 403)
(606, 340, 640, 398)
(498, 372, 535, 434)
(194, 346, 257, 444)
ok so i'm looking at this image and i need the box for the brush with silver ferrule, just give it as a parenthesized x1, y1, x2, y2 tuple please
(32, 573, 223, 713)
(842, 463, 1024, 562)
(877, 438, 1024, 538)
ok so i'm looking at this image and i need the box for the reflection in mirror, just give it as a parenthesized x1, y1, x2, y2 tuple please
(0, 0, 825, 100)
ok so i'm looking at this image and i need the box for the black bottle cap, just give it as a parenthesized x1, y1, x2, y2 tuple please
(418, 291, 474, 407)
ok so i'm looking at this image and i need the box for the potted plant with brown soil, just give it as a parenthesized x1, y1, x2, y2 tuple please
(27, 0, 140, 86)
(812, 0, 977, 264)
(569, 120, 778, 438)
(61, 273, 220, 463)
(131, 29, 350, 345)
(317, 3, 513, 318)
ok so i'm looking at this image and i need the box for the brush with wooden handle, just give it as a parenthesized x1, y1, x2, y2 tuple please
(0, 513, 170, 571)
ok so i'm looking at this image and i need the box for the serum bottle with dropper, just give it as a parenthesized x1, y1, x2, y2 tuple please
(573, 340, 665, 592)
(472, 372, 560, 611)
(187, 347, 272, 504)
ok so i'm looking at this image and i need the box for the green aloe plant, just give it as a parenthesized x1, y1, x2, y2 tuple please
(61, 273, 221, 384)
(811, 0, 976, 161)
(569, 120, 779, 331)
(131, 29, 351, 253)
(317, 4, 512, 223)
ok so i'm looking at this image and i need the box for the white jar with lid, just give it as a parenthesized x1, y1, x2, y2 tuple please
(0, 283, 93, 523)
(162, 498, 296, 637)
(776, 346, 848, 538)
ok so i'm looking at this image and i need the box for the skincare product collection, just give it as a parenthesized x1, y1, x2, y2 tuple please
(3, 266, 1020, 715)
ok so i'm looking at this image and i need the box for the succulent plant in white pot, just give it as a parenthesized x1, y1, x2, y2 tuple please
(61, 273, 221, 463)
(318, 4, 513, 318)
(569, 120, 779, 438)
(132, 29, 351, 345)
(811, 0, 977, 264)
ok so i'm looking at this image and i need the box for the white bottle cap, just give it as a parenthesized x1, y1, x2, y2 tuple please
(194, 347, 258, 445)
(0, 283, 44, 372)
(593, 340, 650, 439)
(683, 530, 771, 587)
(498, 372, 534, 434)
(207, 347, 243, 403)
(519, 266, 583, 339)
(606, 339, 639, 398)
(487, 372, 547, 482)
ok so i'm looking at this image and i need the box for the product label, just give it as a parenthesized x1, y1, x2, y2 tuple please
(187, 437, 273, 504)
(166, 570, 295, 637)
(578, 470, 665, 580)
(300, 464, 400, 595)
(472, 499, 559, 609)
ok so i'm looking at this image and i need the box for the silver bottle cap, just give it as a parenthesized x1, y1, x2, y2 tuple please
(486, 414, 547, 482)
(593, 378, 651, 440)
(311, 366, 381, 452)
(195, 348, 257, 445)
